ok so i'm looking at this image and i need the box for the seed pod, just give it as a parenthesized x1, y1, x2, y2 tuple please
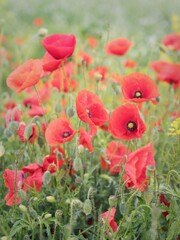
(83, 199, 92, 215)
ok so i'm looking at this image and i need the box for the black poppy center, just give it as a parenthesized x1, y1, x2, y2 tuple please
(62, 131, 71, 138)
(86, 109, 92, 118)
(126, 121, 137, 131)
(134, 90, 142, 98)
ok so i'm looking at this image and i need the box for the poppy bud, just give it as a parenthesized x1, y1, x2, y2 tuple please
(83, 199, 92, 215)
(1, 237, 9, 240)
(29, 207, 38, 219)
(0, 142, 5, 157)
(23, 234, 31, 240)
(55, 209, 63, 220)
(78, 144, 84, 154)
(66, 107, 75, 118)
(24, 125, 33, 141)
(46, 196, 56, 203)
(4, 128, 13, 138)
(43, 170, 52, 185)
(19, 204, 28, 213)
(143, 189, 153, 204)
(73, 157, 82, 171)
(38, 28, 48, 38)
(8, 121, 19, 134)
(109, 195, 118, 208)
(44, 213, 52, 219)
(31, 116, 41, 124)
(55, 104, 62, 113)
(18, 189, 27, 201)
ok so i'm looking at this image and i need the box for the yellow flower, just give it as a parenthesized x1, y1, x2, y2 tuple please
(168, 118, 180, 136)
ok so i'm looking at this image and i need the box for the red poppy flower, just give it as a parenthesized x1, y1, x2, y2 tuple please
(41, 52, 63, 72)
(150, 60, 180, 90)
(87, 36, 97, 48)
(123, 59, 137, 68)
(88, 66, 108, 81)
(159, 193, 170, 217)
(27, 105, 46, 117)
(124, 143, 155, 192)
(76, 51, 93, 67)
(99, 208, 118, 232)
(76, 90, 108, 135)
(42, 34, 76, 60)
(121, 72, 160, 104)
(79, 127, 94, 152)
(45, 118, 77, 146)
(33, 17, 44, 27)
(42, 155, 64, 173)
(4, 100, 16, 110)
(17, 123, 38, 143)
(105, 37, 132, 56)
(22, 163, 43, 192)
(101, 141, 130, 174)
(7, 59, 42, 93)
(4, 108, 22, 128)
(162, 33, 180, 51)
(3, 169, 24, 206)
(109, 103, 146, 140)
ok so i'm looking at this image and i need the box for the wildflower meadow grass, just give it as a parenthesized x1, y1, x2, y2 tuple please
(0, 0, 180, 239)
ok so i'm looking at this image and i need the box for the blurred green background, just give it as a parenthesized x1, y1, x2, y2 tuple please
(1, 0, 180, 38)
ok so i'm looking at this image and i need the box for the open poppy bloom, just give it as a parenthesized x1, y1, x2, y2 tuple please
(121, 72, 160, 104)
(79, 127, 94, 152)
(6, 59, 42, 93)
(42, 52, 63, 72)
(105, 37, 132, 56)
(42, 34, 76, 60)
(45, 117, 77, 146)
(22, 163, 43, 192)
(42, 155, 64, 173)
(101, 141, 130, 174)
(150, 60, 180, 90)
(162, 32, 180, 51)
(99, 208, 118, 232)
(124, 143, 155, 192)
(3, 169, 24, 206)
(109, 103, 146, 140)
(76, 90, 108, 135)
(123, 59, 137, 68)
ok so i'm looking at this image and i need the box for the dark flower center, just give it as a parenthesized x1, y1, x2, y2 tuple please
(126, 121, 137, 131)
(62, 131, 71, 138)
(134, 91, 142, 98)
(86, 109, 92, 118)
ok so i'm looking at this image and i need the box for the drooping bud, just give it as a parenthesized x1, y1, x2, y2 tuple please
(19, 204, 28, 213)
(38, 28, 48, 38)
(55, 209, 63, 220)
(24, 125, 33, 141)
(143, 189, 153, 204)
(44, 213, 52, 219)
(108, 195, 118, 208)
(83, 199, 92, 215)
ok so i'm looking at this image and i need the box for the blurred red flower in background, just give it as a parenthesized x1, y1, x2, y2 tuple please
(162, 32, 180, 51)
(7, 59, 42, 93)
(42, 34, 76, 60)
(105, 37, 132, 56)
(123, 59, 137, 68)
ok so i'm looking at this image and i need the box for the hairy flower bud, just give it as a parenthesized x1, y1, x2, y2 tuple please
(66, 107, 75, 118)
(24, 125, 33, 141)
(19, 204, 28, 213)
(83, 199, 92, 215)
(46, 196, 56, 203)
(73, 157, 82, 171)
(109, 195, 118, 208)
(43, 170, 52, 185)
